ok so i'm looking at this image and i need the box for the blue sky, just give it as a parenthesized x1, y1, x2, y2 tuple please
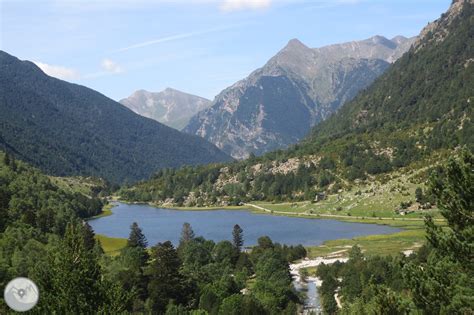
(1, 0, 450, 101)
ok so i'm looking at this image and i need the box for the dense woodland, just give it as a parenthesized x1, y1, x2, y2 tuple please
(0, 149, 472, 314)
(0, 150, 307, 314)
(0, 51, 231, 184)
(120, 2, 473, 206)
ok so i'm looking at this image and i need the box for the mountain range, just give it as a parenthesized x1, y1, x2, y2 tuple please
(120, 88, 211, 130)
(183, 35, 415, 159)
(122, 0, 473, 206)
(0, 52, 231, 183)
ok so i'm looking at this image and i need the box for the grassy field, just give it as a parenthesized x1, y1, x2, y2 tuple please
(96, 234, 127, 256)
(253, 165, 442, 220)
(306, 228, 426, 258)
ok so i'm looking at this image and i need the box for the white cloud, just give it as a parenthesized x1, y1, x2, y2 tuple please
(33, 61, 79, 80)
(220, 0, 271, 12)
(101, 58, 123, 73)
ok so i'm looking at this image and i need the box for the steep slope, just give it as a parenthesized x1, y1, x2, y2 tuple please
(184, 35, 415, 159)
(0, 51, 231, 183)
(120, 88, 211, 130)
(304, 0, 473, 154)
(122, 0, 473, 206)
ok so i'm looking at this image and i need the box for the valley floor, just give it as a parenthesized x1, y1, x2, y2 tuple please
(96, 199, 434, 257)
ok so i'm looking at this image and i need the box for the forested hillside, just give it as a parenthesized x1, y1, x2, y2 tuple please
(0, 52, 231, 183)
(1, 149, 471, 314)
(0, 151, 308, 314)
(0, 151, 116, 312)
(317, 150, 473, 314)
(121, 0, 473, 207)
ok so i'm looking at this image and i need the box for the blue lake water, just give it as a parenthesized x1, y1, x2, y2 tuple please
(89, 202, 400, 246)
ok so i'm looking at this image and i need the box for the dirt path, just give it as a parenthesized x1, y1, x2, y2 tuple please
(334, 293, 342, 309)
(245, 203, 444, 222)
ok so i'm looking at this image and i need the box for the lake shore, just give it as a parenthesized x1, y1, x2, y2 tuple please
(114, 197, 439, 229)
(94, 202, 423, 258)
(87, 203, 116, 220)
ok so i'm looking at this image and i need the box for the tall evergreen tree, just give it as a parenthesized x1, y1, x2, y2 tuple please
(10, 155, 17, 172)
(83, 221, 96, 251)
(3, 152, 10, 167)
(128, 222, 148, 248)
(180, 222, 195, 244)
(232, 224, 244, 250)
(35, 222, 104, 313)
(404, 149, 474, 313)
(146, 241, 187, 313)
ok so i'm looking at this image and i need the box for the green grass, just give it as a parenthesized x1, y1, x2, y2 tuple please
(96, 234, 127, 256)
(253, 166, 443, 221)
(306, 229, 426, 258)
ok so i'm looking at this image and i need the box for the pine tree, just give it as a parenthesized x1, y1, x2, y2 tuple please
(179, 222, 195, 244)
(83, 221, 96, 251)
(232, 224, 244, 250)
(415, 187, 424, 203)
(11, 158, 17, 172)
(146, 241, 187, 313)
(35, 222, 104, 313)
(404, 149, 474, 313)
(127, 222, 148, 248)
(3, 152, 10, 166)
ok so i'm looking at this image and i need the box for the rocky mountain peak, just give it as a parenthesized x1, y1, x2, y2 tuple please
(183, 34, 415, 159)
(284, 38, 309, 51)
(120, 88, 211, 130)
(367, 35, 397, 49)
(163, 87, 179, 94)
(391, 35, 408, 44)
(414, 0, 472, 51)
(266, 38, 316, 79)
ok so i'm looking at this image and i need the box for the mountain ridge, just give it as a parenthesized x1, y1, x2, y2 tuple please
(0, 51, 231, 183)
(184, 35, 415, 159)
(120, 88, 211, 130)
(122, 0, 473, 206)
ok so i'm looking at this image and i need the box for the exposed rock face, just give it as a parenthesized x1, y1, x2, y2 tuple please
(414, 0, 472, 51)
(120, 88, 211, 130)
(184, 35, 416, 159)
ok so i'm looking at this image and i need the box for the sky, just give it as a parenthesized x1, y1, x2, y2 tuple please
(1, 0, 451, 101)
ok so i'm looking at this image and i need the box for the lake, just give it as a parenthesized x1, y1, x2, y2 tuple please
(89, 202, 400, 246)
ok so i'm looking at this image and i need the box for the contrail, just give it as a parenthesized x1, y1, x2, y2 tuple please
(114, 24, 246, 53)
